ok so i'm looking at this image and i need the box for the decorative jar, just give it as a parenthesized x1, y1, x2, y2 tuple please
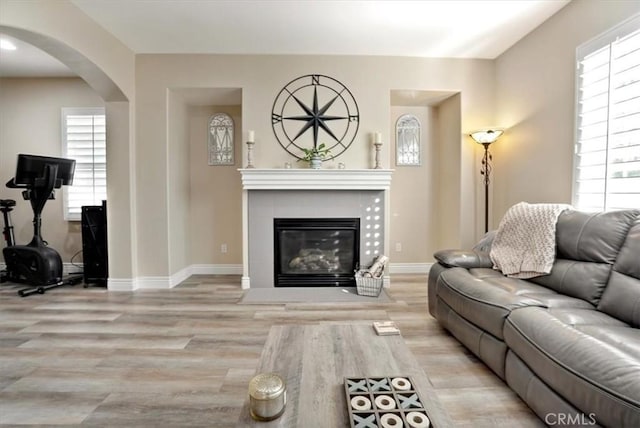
(248, 373, 286, 421)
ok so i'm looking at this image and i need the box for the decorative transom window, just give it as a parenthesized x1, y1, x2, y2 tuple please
(396, 114, 421, 166)
(61, 107, 106, 221)
(573, 16, 640, 211)
(208, 113, 234, 165)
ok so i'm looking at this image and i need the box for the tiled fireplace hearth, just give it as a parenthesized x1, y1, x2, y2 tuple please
(240, 169, 393, 289)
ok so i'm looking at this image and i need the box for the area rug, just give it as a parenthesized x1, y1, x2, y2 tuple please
(239, 287, 393, 304)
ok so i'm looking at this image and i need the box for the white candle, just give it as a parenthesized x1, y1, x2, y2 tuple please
(374, 132, 382, 144)
(248, 130, 255, 142)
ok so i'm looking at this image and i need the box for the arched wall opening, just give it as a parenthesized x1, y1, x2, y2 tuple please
(0, 25, 135, 288)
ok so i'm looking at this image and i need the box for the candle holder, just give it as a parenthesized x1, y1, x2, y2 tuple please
(374, 142, 383, 169)
(246, 140, 255, 169)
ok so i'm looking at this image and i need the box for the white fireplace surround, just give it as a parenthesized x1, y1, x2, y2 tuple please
(240, 169, 393, 289)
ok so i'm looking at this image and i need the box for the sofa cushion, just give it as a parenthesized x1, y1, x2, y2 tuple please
(529, 209, 639, 305)
(529, 259, 612, 306)
(433, 249, 493, 269)
(598, 216, 640, 327)
(555, 209, 638, 263)
(518, 292, 595, 310)
(468, 267, 504, 279)
(466, 271, 593, 311)
(598, 272, 640, 329)
(435, 268, 592, 340)
(504, 307, 640, 427)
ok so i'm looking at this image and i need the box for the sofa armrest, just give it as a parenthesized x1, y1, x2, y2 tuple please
(433, 249, 493, 269)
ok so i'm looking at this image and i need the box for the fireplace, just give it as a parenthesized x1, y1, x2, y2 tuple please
(274, 218, 360, 287)
(240, 169, 392, 289)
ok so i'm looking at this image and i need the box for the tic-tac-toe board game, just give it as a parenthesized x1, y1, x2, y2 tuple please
(344, 376, 432, 428)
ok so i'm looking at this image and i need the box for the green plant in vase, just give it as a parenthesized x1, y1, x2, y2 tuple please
(299, 143, 332, 169)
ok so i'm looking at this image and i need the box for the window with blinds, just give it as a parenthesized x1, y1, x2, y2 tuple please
(61, 107, 106, 221)
(573, 16, 640, 211)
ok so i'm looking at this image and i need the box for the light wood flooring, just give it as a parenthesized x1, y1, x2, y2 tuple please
(0, 275, 543, 427)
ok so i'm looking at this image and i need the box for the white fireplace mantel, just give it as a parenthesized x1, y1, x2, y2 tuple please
(239, 168, 393, 190)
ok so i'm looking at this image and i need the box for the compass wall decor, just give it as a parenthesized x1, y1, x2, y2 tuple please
(271, 74, 360, 160)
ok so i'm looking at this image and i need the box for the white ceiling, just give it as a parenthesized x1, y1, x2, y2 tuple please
(0, 35, 77, 77)
(0, 0, 570, 77)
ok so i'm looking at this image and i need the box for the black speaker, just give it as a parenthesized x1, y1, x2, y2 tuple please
(81, 201, 108, 286)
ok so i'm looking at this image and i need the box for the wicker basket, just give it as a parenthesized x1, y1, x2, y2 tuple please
(355, 271, 383, 297)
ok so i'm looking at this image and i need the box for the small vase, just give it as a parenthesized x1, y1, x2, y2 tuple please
(309, 156, 322, 169)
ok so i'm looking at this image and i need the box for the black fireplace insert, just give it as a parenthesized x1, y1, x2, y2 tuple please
(274, 218, 360, 287)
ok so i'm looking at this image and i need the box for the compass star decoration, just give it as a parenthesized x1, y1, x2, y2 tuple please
(286, 85, 347, 148)
(271, 74, 360, 160)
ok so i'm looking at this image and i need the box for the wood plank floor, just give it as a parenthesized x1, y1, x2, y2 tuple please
(0, 275, 543, 427)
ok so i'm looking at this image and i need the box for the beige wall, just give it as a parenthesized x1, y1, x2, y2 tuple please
(189, 105, 243, 266)
(493, 0, 640, 225)
(434, 94, 465, 248)
(135, 55, 494, 277)
(0, 77, 104, 264)
(105, 100, 134, 279)
(167, 90, 191, 275)
(389, 105, 437, 263)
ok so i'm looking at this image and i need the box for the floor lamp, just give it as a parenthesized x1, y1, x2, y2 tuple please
(470, 129, 503, 233)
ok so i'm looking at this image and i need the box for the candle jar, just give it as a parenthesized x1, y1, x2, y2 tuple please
(248, 373, 286, 421)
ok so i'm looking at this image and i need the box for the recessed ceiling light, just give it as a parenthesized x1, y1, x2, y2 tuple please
(0, 39, 17, 51)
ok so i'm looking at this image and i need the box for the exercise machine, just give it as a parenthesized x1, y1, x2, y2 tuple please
(2, 154, 83, 296)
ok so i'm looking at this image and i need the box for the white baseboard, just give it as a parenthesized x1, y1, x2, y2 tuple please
(241, 276, 250, 289)
(107, 278, 137, 291)
(170, 265, 193, 288)
(137, 276, 172, 289)
(388, 263, 433, 274)
(190, 264, 243, 275)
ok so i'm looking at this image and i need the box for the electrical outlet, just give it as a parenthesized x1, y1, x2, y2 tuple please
(221, 244, 228, 253)
(395, 242, 402, 252)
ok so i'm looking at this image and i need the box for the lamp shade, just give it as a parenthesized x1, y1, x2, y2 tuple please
(470, 129, 503, 144)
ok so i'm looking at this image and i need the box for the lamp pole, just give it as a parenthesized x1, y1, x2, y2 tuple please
(470, 129, 502, 234)
(480, 142, 492, 233)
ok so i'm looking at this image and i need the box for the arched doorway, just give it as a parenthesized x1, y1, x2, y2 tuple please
(0, 25, 134, 289)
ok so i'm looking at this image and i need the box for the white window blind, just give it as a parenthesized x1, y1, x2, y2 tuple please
(573, 16, 640, 211)
(62, 107, 106, 221)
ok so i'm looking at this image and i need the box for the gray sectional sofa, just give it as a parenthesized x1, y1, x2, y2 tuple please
(427, 209, 640, 427)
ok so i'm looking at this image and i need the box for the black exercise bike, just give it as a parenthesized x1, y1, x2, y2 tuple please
(1, 154, 83, 296)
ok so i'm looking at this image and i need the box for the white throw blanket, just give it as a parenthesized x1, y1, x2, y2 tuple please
(490, 202, 571, 279)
